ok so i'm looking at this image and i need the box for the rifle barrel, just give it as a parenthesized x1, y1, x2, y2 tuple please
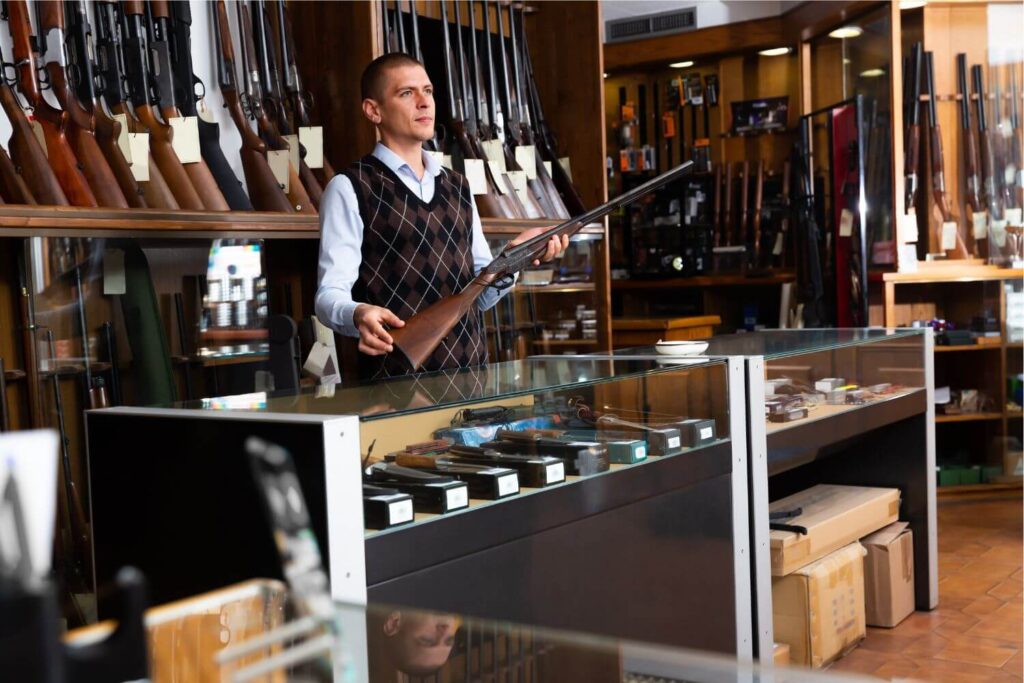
(957, 54, 971, 129)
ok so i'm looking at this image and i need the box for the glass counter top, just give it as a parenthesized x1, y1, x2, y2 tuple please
(162, 355, 725, 421)
(614, 328, 925, 360)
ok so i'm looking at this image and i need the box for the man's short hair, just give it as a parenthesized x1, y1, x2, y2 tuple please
(361, 53, 425, 101)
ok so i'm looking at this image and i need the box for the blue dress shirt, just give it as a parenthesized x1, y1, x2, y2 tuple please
(315, 143, 509, 337)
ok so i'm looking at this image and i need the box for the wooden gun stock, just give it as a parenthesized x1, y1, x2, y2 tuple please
(0, 86, 52, 203)
(0, 144, 33, 203)
(110, 103, 181, 209)
(38, 1, 129, 208)
(712, 163, 722, 247)
(7, 0, 96, 206)
(738, 160, 749, 245)
(723, 162, 733, 246)
(92, 108, 148, 208)
(752, 160, 764, 263)
(134, 104, 206, 210)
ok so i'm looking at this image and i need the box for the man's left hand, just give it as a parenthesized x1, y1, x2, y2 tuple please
(508, 227, 570, 266)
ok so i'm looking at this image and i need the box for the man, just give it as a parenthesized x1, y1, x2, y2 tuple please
(315, 53, 566, 381)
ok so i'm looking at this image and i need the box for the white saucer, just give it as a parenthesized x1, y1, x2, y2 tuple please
(654, 340, 709, 356)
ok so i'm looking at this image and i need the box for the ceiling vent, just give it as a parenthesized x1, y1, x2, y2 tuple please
(606, 7, 697, 43)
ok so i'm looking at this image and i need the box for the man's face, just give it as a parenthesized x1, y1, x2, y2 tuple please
(366, 64, 435, 144)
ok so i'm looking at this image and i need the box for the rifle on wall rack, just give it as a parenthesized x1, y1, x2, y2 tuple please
(752, 160, 764, 265)
(712, 162, 722, 247)
(957, 53, 984, 256)
(904, 42, 923, 216)
(64, 0, 147, 209)
(5, 0, 97, 206)
(738, 160, 749, 247)
(145, 0, 231, 211)
(213, 0, 294, 212)
(924, 51, 967, 258)
(722, 162, 733, 246)
(1009, 66, 1022, 212)
(391, 161, 695, 371)
(93, 0, 181, 209)
(973, 64, 1001, 228)
(0, 31, 49, 204)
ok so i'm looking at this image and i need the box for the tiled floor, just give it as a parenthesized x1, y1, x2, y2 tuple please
(829, 495, 1023, 682)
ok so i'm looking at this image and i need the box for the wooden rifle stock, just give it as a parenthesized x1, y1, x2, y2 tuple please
(723, 162, 733, 246)
(0, 83, 56, 203)
(924, 51, 968, 258)
(973, 64, 1000, 220)
(391, 161, 695, 370)
(215, 0, 293, 212)
(38, 0, 129, 209)
(738, 161, 749, 246)
(7, 0, 96, 206)
(712, 163, 722, 247)
(0, 144, 32, 203)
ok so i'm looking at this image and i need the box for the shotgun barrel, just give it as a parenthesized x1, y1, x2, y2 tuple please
(973, 64, 1000, 219)
(904, 42, 923, 213)
(958, 54, 983, 216)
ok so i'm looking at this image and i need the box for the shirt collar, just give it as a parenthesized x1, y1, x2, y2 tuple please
(372, 142, 442, 181)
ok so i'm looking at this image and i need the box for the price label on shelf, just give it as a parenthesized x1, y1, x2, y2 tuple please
(839, 209, 854, 237)
(464, 158, 488, 195)
(940, 222, 958, 251)
(972, 211, 988, 240)
(900, 210, 918, 244)
(170, 116, 201, 164)
(515, 145, 537, 180)
(298, 126, 324, 169)
(990, 219, 1008, 248)
(128, 133, 150, 181)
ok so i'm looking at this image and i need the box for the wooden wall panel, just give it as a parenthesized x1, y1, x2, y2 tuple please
(525, 1, 607, 208)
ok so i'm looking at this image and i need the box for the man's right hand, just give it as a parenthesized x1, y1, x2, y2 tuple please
(353, 304, 405, 356)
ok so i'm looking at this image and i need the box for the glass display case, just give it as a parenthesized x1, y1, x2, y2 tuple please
(86, 354, 751, 657)
(66, 579, 877, 683)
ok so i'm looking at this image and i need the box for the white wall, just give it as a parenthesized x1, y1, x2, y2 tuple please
(602, 0, 785, 41)
(0, 1, 253, 195)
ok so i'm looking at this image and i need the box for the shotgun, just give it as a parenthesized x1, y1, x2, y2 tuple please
(36, 1, 129, 209)
(235, 0, 315, 213)
(778, 159, 791, 265)
(6, 0, 97, 206)
(64, 0, 147, 208)
(752, 160, 764, 264)
(0, 48, 48, 204)
(1010, 66, 1022, 210)
(275, 0, 336, 183)
(214, 0, 293, 212)
(168, 0, 253, 210)
(723, 161, 733, 246)
(796, 118, 825, 326)
(512, 3, 568, 218)
(493, 0, 547, 218)
(905, 42, 923, 214)
(121, 0, 207, 210)
(925, 51, 968, 257)
(381, 0, 393, 54)
(145, 0, 231, 211)
(992, 66, 1013, 215)
(973, 64, 1000, 221)
(958, 54, 983, 219)
(480, 0, 530, 218)
(518, 2, 587, 214)
(93, 0, 180, 209)
(738, 160, 749, 246)
(712, 162, 722, 247)
(391, 160, 695, 370)
(252, 0, 322, 208)
(0, 146, 27, 203)
(466, 0, 520, 218)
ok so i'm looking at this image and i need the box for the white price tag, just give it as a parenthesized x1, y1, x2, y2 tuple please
(390, 499, 413, 524)
(507, 169, 528, 198)
(482, 139, 505, 170)
(30, 119, 46, 157)
(667, 436, 681, 449)
(487, 161, 507, 194)
(441, 154, 452, 170)
(496, 474, 520, 496)
(972, 211, 988, 240)
(898, 244, 919, 273)
(445, 486, 468, 510)
(463, 158, 488, 195)
(901, 210, 919, 244)
(283, 134, 301, 174)
(543, 160, 552, 177)
(515, 145, 537, 180)
(700, 427, 713, 440)
(114, 112, 131, 163)
(558, 156, 572, 182)
(267, 149, 290, 193)
(1006, 164, 1018, 187)
(839, 208, 854, 237)
(772, 231, 784, 256)
(128, 133, 150, 181)
(1005, 208, 1023, 226)
(991, 219, 1008, 248)
(169, 116, 201, 163)
(940, 221, 958, 251)
(425, 150, 445, 169)
(298, 126, 324, 169)
(545, 462, 565, 483)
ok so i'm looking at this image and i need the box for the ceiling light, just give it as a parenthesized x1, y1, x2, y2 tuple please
(829, 25, 863, 39)
(758, 47, 792, 57)
(899, 0, 926, 9)
(603, 72, 608, 78)
(860, 68, 886, 78)
(669, 60, 694, 69)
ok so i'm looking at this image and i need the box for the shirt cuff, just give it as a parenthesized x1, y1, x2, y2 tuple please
(339, 302, 360, 337)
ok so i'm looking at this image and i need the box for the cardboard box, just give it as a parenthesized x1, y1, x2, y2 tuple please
(772, 542, 867, 668)
(862, 522, 915, 628)
(772, 642, 790, 666)
(770, 484, 900, 576)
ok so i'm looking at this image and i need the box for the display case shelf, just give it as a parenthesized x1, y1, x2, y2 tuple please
(935, 412, 1004, 423)
(934, 344, 1001, 353)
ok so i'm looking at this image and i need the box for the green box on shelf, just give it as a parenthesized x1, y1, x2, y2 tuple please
(981, 466, 1002, 483)
(960, 466, 982, 485)
(937, 467, 961, 487)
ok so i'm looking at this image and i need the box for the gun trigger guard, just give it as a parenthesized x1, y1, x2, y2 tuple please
(489, 274, 516, 291)
(302, 90, 315, 111)
(192, 76, 205, 100)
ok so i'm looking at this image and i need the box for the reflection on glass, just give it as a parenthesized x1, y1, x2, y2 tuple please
(368, 609, 462, 677)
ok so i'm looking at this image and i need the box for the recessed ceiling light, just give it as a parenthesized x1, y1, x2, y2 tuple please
(603, 72, 608, 78)
(758, 47, 792, 57)
(860, 68, 886, 78)
(829, 25, 863, 39)
(899, 0, 926, 9)
(669, 61, 694, 69)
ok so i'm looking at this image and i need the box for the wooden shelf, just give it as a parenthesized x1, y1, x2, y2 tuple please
(2, 368, 26, 382)
(518, 283, 595, 294)
(935, 412, 1004, 423)
(1008, 342, 1023, 350)
(1008, 410, 1023, 419)
(612, 272, 796, 290)
(938, 481, 1023, 496)
(934, 344, 1002, 353)
(882, 267, 1023, 284)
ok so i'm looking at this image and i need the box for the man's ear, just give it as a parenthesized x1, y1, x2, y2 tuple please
(362, 98, 382, 125)
(383, 611, 402, 636)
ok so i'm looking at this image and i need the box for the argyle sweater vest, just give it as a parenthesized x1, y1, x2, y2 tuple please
(342, 155, 487, 380)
